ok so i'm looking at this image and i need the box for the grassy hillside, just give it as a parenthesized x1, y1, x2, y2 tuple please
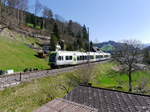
(0, 35, 49, 72)
(0, 62, 150, 112)
(92, 62, 150, 92)
(101, 44, 115, 52)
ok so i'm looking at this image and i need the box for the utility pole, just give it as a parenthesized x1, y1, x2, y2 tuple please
(87, 27, 90, 66)
(19, 72, 22, 81)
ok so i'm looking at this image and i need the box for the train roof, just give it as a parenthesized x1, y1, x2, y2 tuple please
(51, 51, 111, 55)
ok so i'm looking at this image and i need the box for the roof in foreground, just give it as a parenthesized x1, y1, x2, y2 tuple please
(64, 85, 150, 112)
(34, 98, 98, 112)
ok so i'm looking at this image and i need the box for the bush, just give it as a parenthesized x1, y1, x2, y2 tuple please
(0, 70, 5, 75)
(24, 68, 39, 72)
(23, 68, 29, 72)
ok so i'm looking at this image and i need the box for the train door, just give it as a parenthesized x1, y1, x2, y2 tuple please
(73, 53, 77, 65)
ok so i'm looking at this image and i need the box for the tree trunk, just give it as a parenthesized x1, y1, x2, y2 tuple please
(42, 18, 45, 30)
(34, 17, 36, 28)
(0, 1, 1, 18)
(128, 71, 132, 92)
(17, 9, 20, 24)
(21, 11, 24, 24)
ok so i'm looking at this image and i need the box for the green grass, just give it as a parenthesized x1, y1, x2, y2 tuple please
(101, 44, 115, 52)
(27, 23, 42, 30)
(92, 62, 150, 92)
(0, 36, 49, 72)
(0, 62, 150, 112)
(0, 72, 75, 112)
(27, 23, 34, 28)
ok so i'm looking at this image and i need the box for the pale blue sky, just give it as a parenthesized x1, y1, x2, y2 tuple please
(30, 0, 150, 43)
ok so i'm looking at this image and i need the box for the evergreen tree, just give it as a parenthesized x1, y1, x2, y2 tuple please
(73, 40, 78, 50)
(50, 35, 57, 51)
(82, 25, 88, 40)
(84, 43, 89, 51)
(77, 39, 83, 51)
(76, 31, 81, 38)
(81, 25, 89, 51)
(67, 20, 73, 35)
(53, 23, 60, 40)
(90, 41, 93, 51)
(66, 43, 74, 51)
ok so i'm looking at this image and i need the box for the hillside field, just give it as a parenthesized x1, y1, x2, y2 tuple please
(92, 62, 150, 92)
(0, 62, 150, 112)
(0, 35, 49, 72)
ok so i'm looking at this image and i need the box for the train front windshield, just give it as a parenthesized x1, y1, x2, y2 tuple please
(49, 53, 57, 62)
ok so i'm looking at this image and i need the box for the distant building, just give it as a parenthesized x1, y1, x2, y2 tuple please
(92, 47, 103, 52)
(135, 63, 149, 70)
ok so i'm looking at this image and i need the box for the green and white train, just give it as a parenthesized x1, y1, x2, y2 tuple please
(49, 51, 111, 68)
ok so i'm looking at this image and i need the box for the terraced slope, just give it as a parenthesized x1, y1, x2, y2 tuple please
(0, 29, 49, 72)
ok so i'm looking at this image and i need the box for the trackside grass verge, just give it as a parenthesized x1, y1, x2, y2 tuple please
(0, 62, 150, 112)
(0, 71, 76, 112)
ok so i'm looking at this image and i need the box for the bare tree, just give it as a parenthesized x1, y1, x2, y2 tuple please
(0, 0, 18, 26)
(114, 40, 143, 92)
(7, 0, 20, 8)
(56, 65, 95, 94)
(34, 0, 43, 16)
(42, 7, 53, 19)
(17, 0, 28, 24)
(0, 1, 7, 23)
(5, 0, 28, 24)
(34, 0, 42, 28)
(0, 0, 3, 20)
(0, 0, 2, 17)
(42, 6, 53, 29)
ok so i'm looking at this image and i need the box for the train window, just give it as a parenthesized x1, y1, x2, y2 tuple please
(66, 56, 72, 60)
(90, 56, 94, 59)
(58, 56, 61, 60)
(85, 56, 87, 60)
(84, 56, 86, 60)
(77, 56, 80, 60)
(96, 55, 99, 59)
(82, 56, 84, 60)
(104, 55, 108, 57)
(69, 56, 72, 60)
(100, 55, 103, 58)
(66, 56, 69, 60)
(87, 55, 90, 60)
(58, 56, 63, 61)
(96, 55, 103, 59)
(80, 56, 82, 60)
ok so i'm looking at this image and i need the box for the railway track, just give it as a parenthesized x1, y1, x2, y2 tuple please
(0, 61, 108, 90)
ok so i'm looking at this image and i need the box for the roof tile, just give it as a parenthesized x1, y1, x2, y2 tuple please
(64, 85, 150, 112)
(34, 98, 98, 112)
